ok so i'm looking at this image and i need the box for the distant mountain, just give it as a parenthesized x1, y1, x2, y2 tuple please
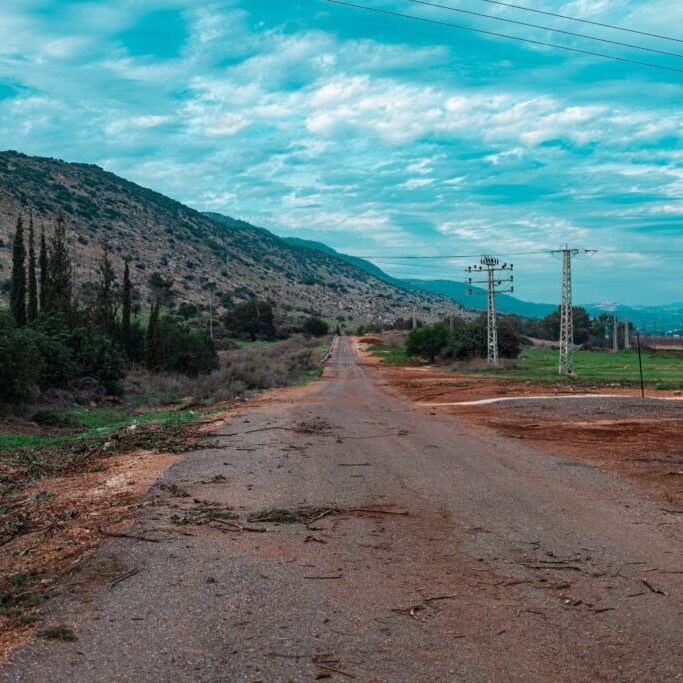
(584, 304, 683, 334)
(396, 279, 557, 318)
(284, 237, 389, 281)
(283, 239, 683, 331)
(0, 150, 464, 325)
(284, 237, 557, 319)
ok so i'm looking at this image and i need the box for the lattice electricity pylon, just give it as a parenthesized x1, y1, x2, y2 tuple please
(466, 256, 514, 366)
(551, 245, 595, 375)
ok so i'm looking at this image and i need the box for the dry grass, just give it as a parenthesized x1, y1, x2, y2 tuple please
(124, 335, 324, 407)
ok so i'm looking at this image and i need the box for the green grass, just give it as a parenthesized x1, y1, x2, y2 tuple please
(226, 337, 281, 349)
(0, 406, 201, 453)
(468, 348, 683, 385)
(367, 344, 411, 365)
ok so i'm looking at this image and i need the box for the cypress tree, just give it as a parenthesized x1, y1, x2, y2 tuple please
(10, 215, 27, 327)
(45, 211, 72, 315)
(122, 260, 132, 357)
(94, 243, 117, 337)
(27, 212, 38, 323)
(145, 298, 161, 370)
(39, 224, 48, 313)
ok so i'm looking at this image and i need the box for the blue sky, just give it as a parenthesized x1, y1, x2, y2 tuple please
(0, 0, 681, 305)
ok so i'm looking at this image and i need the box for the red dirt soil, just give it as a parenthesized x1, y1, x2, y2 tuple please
(356, 338, 683, 509)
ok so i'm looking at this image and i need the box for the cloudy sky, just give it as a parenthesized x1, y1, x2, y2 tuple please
(0, 0, 682, 305)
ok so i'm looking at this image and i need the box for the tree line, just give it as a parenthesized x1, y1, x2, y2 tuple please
(1, 212, 218, 403)
(406, 315, 521, 364)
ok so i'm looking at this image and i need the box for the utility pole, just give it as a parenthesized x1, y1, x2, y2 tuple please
(412, 305, 417, 329)
(612, 314, 619, 352)
(624, 317, 631, 349)
(466, 256, 514, 366)
(551, 245, 595, 375)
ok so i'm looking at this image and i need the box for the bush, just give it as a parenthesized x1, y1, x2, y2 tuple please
(0, 313, 126, 401)
(124, 336, 321, 407)
(442, 317, 521, 361)
(302, 316, 329, 337)
(0, 313, 43, 402)
(224, 300, 276, 341)
(157, 316, 219, 377)
(406, 323, 450, 363)
(68, 323, 126, 393)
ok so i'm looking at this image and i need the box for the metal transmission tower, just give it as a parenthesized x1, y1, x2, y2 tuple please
(466, 256, 514, 365)
(551, 246, 595, 375)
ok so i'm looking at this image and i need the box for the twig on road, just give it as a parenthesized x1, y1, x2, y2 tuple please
(641, 578, 667, 595)
(98, 528, 161, 543)
(306, 509, 336, 525)
(346, 508, 410, 516)
(210, 518, 267, 533)
(314, 661, 355, 679)
(110, 567, 140, 589)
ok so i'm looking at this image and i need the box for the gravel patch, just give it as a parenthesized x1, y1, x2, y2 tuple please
(500, 396, 683, 421)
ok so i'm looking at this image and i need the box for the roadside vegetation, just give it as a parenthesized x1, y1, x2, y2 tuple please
(472, 347, 683, 387)
(0, 210, 332, 648)
(370, 309, 683, 387)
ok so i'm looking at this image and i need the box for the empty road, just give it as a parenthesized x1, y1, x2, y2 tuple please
(3, 336, 682, 681)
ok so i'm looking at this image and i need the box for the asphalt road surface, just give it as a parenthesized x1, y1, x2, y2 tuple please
(3, 336, 682, 682)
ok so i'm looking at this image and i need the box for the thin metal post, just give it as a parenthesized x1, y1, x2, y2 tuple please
(636, 332, 645, 399)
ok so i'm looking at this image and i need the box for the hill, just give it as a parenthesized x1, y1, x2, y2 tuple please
(283, 239, 683, 331)
(284, 237, 557, 318)
(0, 151, 464, 326)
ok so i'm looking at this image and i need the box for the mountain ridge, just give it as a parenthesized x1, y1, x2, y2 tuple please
(0, 150, 465, 325)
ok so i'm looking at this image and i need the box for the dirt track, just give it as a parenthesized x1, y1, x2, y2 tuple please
(367, 354, 683, 509)
(2, 336, 682, 681)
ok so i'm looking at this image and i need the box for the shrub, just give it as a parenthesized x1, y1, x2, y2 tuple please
(157, 316, 219, 377)
(302, 316, 329, 337)
(406, 323, 450, 363)
(0, 313, 43, 402)
(224, 300, 276, 341)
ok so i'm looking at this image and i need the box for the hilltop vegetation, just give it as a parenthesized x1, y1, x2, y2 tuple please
(0, 151, 460, 326)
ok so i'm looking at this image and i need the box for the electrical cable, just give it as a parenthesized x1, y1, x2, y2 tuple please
(467, 0, 683, 45)
(403, 0, 683, 59)
(324, 0, 683, 74)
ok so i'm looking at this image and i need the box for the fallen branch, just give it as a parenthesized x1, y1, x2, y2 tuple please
(304, 575, 343, 580)
(210, 518, 267, 533)
(522, 564, 581, 571)
(345, 508, 409, 516)
(110, 567, 140, 589)
(98, 528, 161, 543)
(423, 595, 457, 603)
(306, 509, 336, 525)
(314, 661, 355, 679)
(641, 578, 666, 595)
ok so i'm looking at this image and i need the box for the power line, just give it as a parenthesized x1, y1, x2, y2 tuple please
(351, 249, 683, 259)
(404, 0, 683, 59)
(468, 0, 683, 45)
(324, 0, 683, 74)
